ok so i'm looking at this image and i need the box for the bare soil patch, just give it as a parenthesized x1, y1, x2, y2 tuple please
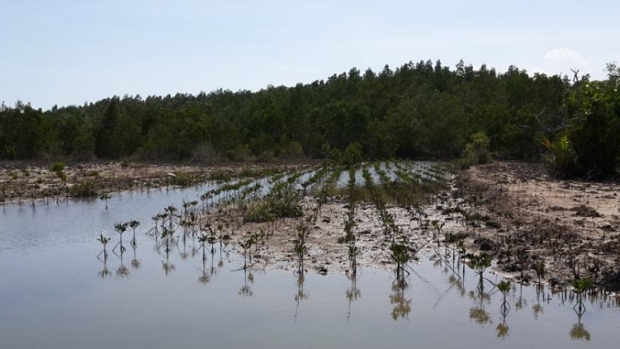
(454, 162, 620, 291)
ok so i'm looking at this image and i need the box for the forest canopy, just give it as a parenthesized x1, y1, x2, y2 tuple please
(1, 59, 618, 178)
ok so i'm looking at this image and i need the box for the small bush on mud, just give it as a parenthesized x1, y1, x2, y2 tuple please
(244, 203, 276, 223)
(171, 173, 192, 187)
(70, 180, 98, 198)
(50, 162, 65, 173)
(244, 185, 303, 223)
(459, 132, 492, 168)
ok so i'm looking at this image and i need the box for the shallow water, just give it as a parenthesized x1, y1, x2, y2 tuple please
(1, 178, 619, 348)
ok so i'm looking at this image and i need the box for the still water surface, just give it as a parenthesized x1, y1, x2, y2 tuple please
(1, 184, 619, 349)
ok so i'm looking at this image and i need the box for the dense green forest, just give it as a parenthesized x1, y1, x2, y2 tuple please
(1, 60, 618, 178)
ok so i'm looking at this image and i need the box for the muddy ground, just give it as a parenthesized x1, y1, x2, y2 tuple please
(207, 162, 620, 293)
(454, 162, 620, 291)
(3, 160, 620, 292)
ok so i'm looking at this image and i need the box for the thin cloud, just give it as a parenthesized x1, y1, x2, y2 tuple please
(540, 47, 590, 77)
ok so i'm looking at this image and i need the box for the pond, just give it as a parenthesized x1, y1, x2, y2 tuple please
(1, 180, 619, 349)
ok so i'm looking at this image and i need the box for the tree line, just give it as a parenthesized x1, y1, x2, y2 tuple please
(1, 59, 618, 178)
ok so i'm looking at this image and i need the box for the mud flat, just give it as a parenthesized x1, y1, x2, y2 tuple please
(0, 161, 310, 206)
(197, 162, 620, 293)
(454, 162, 620, 291)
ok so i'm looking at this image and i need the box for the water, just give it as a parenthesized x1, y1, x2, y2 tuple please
(1, 182, 619, 349)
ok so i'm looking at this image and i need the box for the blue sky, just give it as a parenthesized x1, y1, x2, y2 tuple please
(1, 0, 618, 110)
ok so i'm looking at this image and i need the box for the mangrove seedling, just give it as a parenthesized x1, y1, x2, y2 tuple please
(100, 193, 111, 210)
(294, 222, 310, 275)
(129, 220, 140, 246)
(112, 222, 129, 254)
(390, 243, 410, 287)
(431, 220, 445, 246)
(97, 234, 110, 260)
(161, 226, 175, 254)
(532, 261, 546, 285)
(197, 232, 208, 261)
(239, 238, 253, 270)
(571, 277, 593, 316)
(344, 216, 360, 275)
(466, 253, 492, 292)
(497, 279, 511, 316)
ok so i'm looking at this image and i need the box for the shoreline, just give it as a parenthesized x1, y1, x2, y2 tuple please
(3, 160, 620, 292)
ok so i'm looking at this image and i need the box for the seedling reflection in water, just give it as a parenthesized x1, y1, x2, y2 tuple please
(571, 277, 593, 316)
(129, 220, 140, 246)
(97, 234, 110, 260)
(112, 222, 129, 254)
(294, 271, 309, 322)
(390, 282, 411, 320)
(239, 269, 253, 297)
(160, 226, 176, 275)
(496, 279, 511, 339)
(346, 272, 361, 321)
(97, 234, 110, 277)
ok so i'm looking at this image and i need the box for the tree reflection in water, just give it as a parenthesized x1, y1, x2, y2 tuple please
(468, 289, 491, 325)
(390, 282, 411, 320)
(294, 271, 308, 322)
(346, 272, 361, 321)
(532, 284, 544, 320)
(239, 269, 253, 297)
(569, 318, 591, 341)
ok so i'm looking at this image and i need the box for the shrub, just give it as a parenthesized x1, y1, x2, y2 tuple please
(171, 173, 192, 187)
(281, 141, 304, 158)
(342, 142, 363, 167)
(209, 170, 232, 182)
(542, 134, 576, 178)
(244, 203, 275, 223)
(460, 132, 492, 168)
(50, 161, 65, 173)
(70, 180, 98, 198)
(244, 185, 303, 222)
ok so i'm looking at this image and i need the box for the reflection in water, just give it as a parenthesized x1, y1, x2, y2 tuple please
(496, 280, 511, 339)
(294, 271, 309, 322)
(570, 317, 591, 341)
(98, 252, 110, 278)
(116, 254, 129, 277)
(345, 272, 361, 321)
(496, 320, 509, 339)
(239, 269, 253, 297)
(162, 257, 175, 276)
(469, 288, 491, 325)
(390, 283, 411, 320)
(160, 226, 176, 276)
(515, 283, 526, 311)
(131, 243, 140, 269)
(97, 234, 111, 278)
(532, 284, 544, 320)
(570, 280, 592, 341)
(469, 306, 490, 325)
(114, 239, 129, 277)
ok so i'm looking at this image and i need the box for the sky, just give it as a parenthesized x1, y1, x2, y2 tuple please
(0, 0, 618, 110)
